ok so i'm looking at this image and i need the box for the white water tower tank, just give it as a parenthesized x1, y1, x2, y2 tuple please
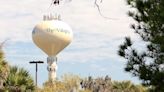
(32, 15, 73, 81)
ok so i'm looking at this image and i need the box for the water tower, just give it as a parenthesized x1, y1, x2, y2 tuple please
(32, 15, 73, 82)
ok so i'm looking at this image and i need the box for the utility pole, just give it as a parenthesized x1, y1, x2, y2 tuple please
(29, 61, 44, 87)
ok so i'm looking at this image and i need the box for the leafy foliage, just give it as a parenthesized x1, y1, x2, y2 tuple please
(0, 44, 9, 91)
(112, 81, 147, 92)
(40, 74, 82, 92)
(81, 75, 147, 92)
(39, 74, 147, 92)
(118, 0, 164, 91)
(4, 66, 35, 92)
(0, 43, 35, 92)
(80, 75, 112, 92)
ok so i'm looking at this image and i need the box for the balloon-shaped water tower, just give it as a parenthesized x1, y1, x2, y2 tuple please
(32, 15, 73, 82)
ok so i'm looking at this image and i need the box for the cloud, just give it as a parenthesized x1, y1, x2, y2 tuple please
(0, 0, 51, 43)
(1, 0, 144, 85)
(1, 0, 137, 61)
(90, 64, 107, 72)
(0, 0, 137, 43)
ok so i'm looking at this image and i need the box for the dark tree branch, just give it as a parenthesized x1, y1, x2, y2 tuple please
(49, 0, 118, 20)
(0, 39, 9, 49)
(94, 0, 118, 20)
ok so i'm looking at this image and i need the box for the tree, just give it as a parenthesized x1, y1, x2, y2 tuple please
(118, 0, 164, 91)
(4, 66, 35, 92)
(80, 75, 113, 92)
(0, 42, 35, 91)
(112, 81, 147, 92)
(80, 76, 146, 92)
(0, 43, 9, 91)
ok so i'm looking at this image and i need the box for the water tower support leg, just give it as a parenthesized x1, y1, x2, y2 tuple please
(47, 57, 58, 82)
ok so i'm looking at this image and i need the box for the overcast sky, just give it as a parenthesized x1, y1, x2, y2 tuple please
(0, 0, 145, 86)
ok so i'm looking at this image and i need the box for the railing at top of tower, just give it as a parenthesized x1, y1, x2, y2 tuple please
(43, 14, 61, 21)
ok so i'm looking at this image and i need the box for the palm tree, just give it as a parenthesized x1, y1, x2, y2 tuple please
(0, 45, 9, 90)
(112, 81, 147, 92)
(5, 66, 35, 92)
